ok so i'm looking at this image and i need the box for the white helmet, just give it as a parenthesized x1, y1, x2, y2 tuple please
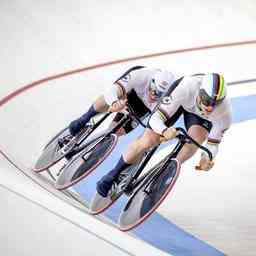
(199, 73, 227, 106)
(149, 70, 175, 98)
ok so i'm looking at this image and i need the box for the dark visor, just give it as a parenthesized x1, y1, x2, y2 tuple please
(199, 89, 222, 107)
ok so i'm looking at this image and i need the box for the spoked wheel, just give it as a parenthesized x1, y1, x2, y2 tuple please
(32, 126, 91, 172)
(118, 158, 181, 231)
(55, 133, 118, 190)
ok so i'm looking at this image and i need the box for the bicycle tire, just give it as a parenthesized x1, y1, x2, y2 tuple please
(55, 133, 118, 190)
(32, 128, 70, 172)
(118, 158, 181, 231)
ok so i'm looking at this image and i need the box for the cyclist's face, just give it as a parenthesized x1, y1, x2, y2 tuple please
(197, 96, 214, 115)
(148, 80, 163, 102)
(148, 88, 159, 102)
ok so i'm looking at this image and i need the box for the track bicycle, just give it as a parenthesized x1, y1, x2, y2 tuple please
(33, 104, 147, 190)
(90, 127, 212, 231)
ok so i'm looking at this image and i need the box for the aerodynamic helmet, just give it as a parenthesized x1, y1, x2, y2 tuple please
(149, 70, 175, 98)
(199, 73, 227, 107)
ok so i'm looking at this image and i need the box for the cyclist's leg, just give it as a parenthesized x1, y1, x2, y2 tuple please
(100, 101, 150, 169)
(97, 128, 160, 197)
(123, 128, 159, 163)
(97, 104, 181, 196)
(108, 112, 129, 137)
(176, 111, 212, 164)
(96, 97, 157, 198)
(97, 85, 154, 197)
(69, 96, 109, 136)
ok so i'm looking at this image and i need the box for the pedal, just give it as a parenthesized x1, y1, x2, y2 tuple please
(118, 174, 134, 196)
(58, 135, 73, 148)
(123, 183, 134, 196)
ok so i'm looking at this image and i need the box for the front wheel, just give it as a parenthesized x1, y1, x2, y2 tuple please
(55, 133, 118, 190)
(118, 158, 181, 231)
(32, 128, 70, 172)
(33, 125, 91, 173)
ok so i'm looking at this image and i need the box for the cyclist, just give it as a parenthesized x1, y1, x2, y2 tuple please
(67, 66, 177, 138)
(97, 73, 232, 197)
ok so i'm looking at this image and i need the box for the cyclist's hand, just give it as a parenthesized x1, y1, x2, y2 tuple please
(108, 99, 127, 112)
(161, 127, 178, 142)
(195, 155, 214, 171)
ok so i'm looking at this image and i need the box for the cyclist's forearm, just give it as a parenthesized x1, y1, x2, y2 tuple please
(103, 83, 126, 107)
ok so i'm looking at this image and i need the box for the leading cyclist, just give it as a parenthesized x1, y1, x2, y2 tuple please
(97, 73, 232, 197)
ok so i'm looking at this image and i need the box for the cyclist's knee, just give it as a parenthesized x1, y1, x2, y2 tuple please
(138, 129, 159, 149)
(188, 125, 208, 144)
(94, 95, 109, 112)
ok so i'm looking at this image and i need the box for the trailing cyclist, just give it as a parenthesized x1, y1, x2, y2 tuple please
(67, 66, 177, 139)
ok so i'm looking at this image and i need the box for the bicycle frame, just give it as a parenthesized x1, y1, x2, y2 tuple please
(65, 113, 130, 158)
(123, 127, 213, 195)
(67, 103, 147, 158)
